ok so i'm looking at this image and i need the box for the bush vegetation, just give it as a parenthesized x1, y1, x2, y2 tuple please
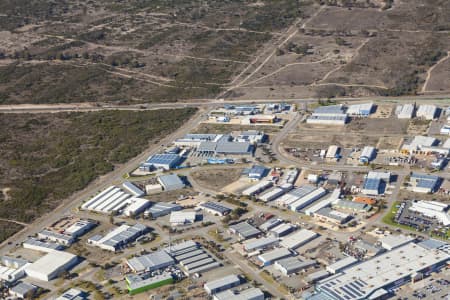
(0, 108, 196, 226)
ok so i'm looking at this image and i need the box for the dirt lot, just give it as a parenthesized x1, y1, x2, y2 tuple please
(191, 168, 243, 192)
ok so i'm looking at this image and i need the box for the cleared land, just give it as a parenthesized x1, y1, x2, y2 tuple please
(191, 168, 243, 191)
(0, 108, 196, 241)
(1, 0, 448, 104)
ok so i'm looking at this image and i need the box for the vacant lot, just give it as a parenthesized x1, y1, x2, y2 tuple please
(0, 221, 24, 244)
(191, 168, 243, 192)
(0, 108, 196, 237)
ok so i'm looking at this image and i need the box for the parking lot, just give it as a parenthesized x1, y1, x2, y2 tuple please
(398, 272, 450, 300)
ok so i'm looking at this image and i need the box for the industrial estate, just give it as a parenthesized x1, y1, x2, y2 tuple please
(0, 100, 449, 300)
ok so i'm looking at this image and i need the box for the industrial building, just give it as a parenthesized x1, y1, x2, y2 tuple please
(305, 188, 341, 216)
(440, 124, 450, 135)
(380, 234, 415, 251)
(213, 287, 264, 300)
(269, 223, 295, 237)
(229, 222, 261, 240)
(409, 172, 441, 193)
(37, 230, 74, 246)
(174, 133, 222, 147)
(259, 218, 283, 232)
(280, 229, 318, 250)
(288, 187, 327, 212)
(25, 251, 78, 281)
(242, 180, 273, 196)
(416, 105, 437, 120)
(0, 256, 29, 283)
(122, 181, 145, 197)
(144, 202, 182, 218)
(312, 242, 450, 300)
(81, 186, 150, 216)
(158, 174, 186, 191)
(361, 171, 390, 195)
(55, 289, 86, 300)
(199, 201, 232, 216)
(141, 153, 182, 171)
(257, 247, 292, 266)
(401, 135, 445, 155)
(204, 274, 241, 294)
(274, 257, 316, 276)
(314, 207, 352, 225)
(346, 103, 374, 117)
(87, 223, 147, 252)
(396, 104, 415, 119)
(167, 241, 221, 274)
(23, 238, 65, 253)
(236, 131, 266, 144)
(197, 139, 254, 156)
(359, 146, 376, 163)
(247, 165, 269, 180)
(243, 236, 279, 252)
(326, 145, 340, 160)
(126, 273, 174, 295)
(126, 250, 175, 273)
(333, 199, 372, 212)
(325, 256, 358, 274)
(277, 185, 318, 207)
(258, 187, 288, 202)
(169, 211, 198, 226)
(9, 282, 37, 299)
(408, 200, 450, 226)
(307, 105, 348, 125)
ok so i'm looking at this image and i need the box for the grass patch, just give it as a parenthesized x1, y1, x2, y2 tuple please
(0, 221, 24, 243)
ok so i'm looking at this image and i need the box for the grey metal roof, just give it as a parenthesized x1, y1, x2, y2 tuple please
(122, 181, 145, 197)
(314, 105, 345, 114)
(146, 202, 182, 217)
(417, 239, 447, 250)
(158, 174, 185, 189)
(259, 218, 283, 232)
(276, 257, 316, 273)
(204, 274, 240, 292)
(363, 178, 381, 191)
(127, 250, 174, 272)
(10, 282, 36, 296)
(200, 202, 232, 214)
(23, 237, 65, 251)
(229, 222, 261, 239)
(216, 141, 252, 154)
(289, 185, 316, 198)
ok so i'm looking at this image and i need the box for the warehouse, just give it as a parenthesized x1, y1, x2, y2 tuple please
(81, 186, 133, 214)
(23, 238, 65, 253)
(0, 256, 29, 283)
(277, 185, 317, 207)
(274, 257, 316, 276)
(199, 201, 232, 216)
(164, 240, 198, 256)
(361, 171, 390, 195)
(236, 131, 266, 144)
(314, 242, 450, 300)
(87, 223, 148, 252)
(408, 200, 450, 226)
(168, 241, 220, 274)
(269, 223, 295, 238)
(247, 165, 269, 180)
(416, 105, 437, 120)
(174, 133, 222, 147)
(288, 187, 327, 212)
(396, 104, 415, 119)
(312, 105, 346, 116)
(325, 145, 340, 160)
(258, 187, 287, 202)
(280, 229, 318, 250)
(409, 172, 441, 193)
(305, 188, 341, 216)
(326, 256, 358, 274)
(314, 207, 352, 225)
(401, 135, 439, 154)
(440, 125, 450, 135)
(25, 251, 78, 281)
(37, 230, 74, 246)
(346, 103, 374, 117)
(229, 222, 261, 240)
(9, 282, 37, 299)
(126, 250, 175, 273)
(158, 174, 186, 191)
(198, 140, 254, 156)
(380, 234, 415, 251)
(122, 181, 145, 197)
(359, 146, 376, 163)
(333, 199, 372, 212)
(143, 153, 182, 170)
(204, 274, 241, 294)
(242, 180, 273, 196)
(214, 288, 264, 300)
(145, 202, 182, 218)
(169, 211, 198, 226)
(243, 236, 279, 252)
(55, 289, 86, 300)
(306, 114, 348, 125)
(126, 273, 174, 295)
(257, 247, 292, 266)
(123, 197, 151, 217)
(259, 218, 283, 232)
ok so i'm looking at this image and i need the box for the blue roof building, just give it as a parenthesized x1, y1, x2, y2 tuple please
(410, 173, 441, 193)
(247, 165, 269, 180)
(143, 154, 182, 170)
